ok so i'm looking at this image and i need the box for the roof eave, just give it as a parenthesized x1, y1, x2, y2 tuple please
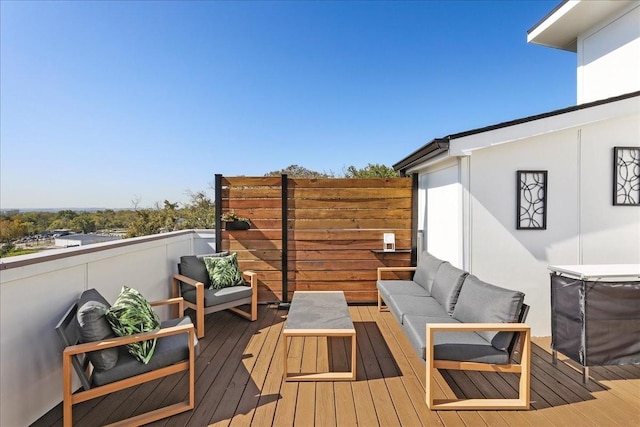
(393, 138, 449, 175)
(527, 0, 635, 52)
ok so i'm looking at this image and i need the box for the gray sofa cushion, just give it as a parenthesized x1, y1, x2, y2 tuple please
(386, 294, 449, 324)
(430, 262, 468, 315)
(92, 316, 193, 386)
(182, 285, 252, 307)
(377, 280, 431, 301)
(404, 314, 510, 364)
(412, 252, 445, 292)
(453, 274, 524, 351)
(402, 315, 459, 359)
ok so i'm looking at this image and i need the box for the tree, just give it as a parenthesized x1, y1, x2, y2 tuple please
(265, 164, 334, 178)
(343, 163, 399, 178)
(48, 209, 78, 231)
(56, 210, 78, 221)
(180, 191, 217, 229)
(0, 219, 26, 243)
(125, 200, 179, 238)
(72, 213, 97, 234)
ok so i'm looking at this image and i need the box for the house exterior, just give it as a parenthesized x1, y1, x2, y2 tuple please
(394, 0, 640, 337)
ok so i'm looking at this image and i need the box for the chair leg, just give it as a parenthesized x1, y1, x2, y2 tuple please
(62, 352, 73, 427)
(195, 285, 205, 339)
(250, 287, 258, 321)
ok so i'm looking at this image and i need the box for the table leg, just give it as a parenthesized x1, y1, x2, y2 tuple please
(283, 334, 288, 381)
(351, 333, 357, 380)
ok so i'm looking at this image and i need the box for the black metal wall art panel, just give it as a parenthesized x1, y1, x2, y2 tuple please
(613, 147, 640, 206)
(517, 170, 547, 230)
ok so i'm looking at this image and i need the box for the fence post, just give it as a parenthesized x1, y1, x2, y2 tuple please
(215, 174, 222, 253)
(411, 173, 418, 266)
(280, 174, 290, 307)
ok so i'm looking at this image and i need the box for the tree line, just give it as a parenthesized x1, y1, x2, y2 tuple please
(1, 163, 398, 256)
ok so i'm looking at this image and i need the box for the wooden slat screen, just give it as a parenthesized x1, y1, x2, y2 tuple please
(220, 176, 413, 303)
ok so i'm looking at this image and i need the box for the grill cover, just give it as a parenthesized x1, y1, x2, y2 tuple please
(551, 274, 640, 366)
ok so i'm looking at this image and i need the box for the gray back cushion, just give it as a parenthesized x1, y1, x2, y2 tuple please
(452, 274, 525, 351)
(178, 252, 229, 291)
(77, 288, 118, 371)
(430, 262, 467, 315)
(413, 251, 445, 292)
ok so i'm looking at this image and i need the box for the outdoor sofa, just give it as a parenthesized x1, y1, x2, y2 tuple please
(377, 251, 531, 410)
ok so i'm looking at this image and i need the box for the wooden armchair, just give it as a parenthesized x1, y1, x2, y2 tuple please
(55, 289, 196, 426)
(172, 253, 258, 339)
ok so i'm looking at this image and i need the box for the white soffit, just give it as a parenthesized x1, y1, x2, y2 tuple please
(527, 0, 635, 52)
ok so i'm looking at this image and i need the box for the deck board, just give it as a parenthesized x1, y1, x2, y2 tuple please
(33, 304, 640, 427)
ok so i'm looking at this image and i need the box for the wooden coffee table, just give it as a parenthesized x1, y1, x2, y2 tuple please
(282, 291, 356, 381)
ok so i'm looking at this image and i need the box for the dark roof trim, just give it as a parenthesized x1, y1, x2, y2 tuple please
(393, 138, 449, 173)
(394, 90, 640, 174)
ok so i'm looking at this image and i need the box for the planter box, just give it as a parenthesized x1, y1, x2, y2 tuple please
(223, 220, 250, 230)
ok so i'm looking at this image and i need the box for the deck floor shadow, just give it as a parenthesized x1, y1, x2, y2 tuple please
(33, 304, 640, 427)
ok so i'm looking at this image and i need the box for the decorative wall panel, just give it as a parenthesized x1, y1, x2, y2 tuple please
(613, 147, 640, 206)
(517, 170, 547, 230)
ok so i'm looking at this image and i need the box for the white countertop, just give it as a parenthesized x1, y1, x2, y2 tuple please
(548, 264, 640, 280)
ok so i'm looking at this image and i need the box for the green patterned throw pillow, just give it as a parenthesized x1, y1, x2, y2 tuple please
(105, 286, 161, 364)
(203, 252, 244, 289)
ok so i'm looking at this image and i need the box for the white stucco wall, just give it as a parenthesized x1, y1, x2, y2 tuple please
(414, 105, 639, 337)
(578, 3, 640, 103)
(579, 114, 640, 263)
(467, 129, 581, 337)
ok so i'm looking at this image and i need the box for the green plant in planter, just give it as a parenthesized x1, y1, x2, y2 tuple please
(221, 211, 251, 229)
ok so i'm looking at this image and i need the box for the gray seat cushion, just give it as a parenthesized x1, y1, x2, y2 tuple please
(92, 317, 192, 386)
(412, 252, 445, 292)
(432, 331, 510, 364)
(404, 314, 510, 364)
(386, 294, 449, 324)
(182, 285, 252, 307)
(453, 274, 524, 351)
(377, 280, 431, 301)
(430, 262, 468, 315)
(402, 315, 459, 359)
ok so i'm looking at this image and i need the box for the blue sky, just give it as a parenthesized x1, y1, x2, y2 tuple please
(1, 0, 575, 209)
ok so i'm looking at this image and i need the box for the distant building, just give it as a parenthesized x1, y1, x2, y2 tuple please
(55, 234, 120, 247)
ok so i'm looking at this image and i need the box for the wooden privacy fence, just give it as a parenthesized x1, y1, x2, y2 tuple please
(214, 175, 416, 303)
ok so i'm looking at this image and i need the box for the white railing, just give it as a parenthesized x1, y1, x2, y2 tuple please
(0, 230, 216, 427)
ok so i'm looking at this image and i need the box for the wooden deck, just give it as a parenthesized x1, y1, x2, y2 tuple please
(35, 304, 640, 427)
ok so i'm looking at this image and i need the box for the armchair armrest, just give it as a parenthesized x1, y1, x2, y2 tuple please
(377, 266, 416, 280)
(426, 322, 530, 334)
(63, 322, 195, 357)
(171, 274, 206, 318)
(172, 273, 205, 290)
(242, 270, 258, 291)
(150, 297, 184, 317)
